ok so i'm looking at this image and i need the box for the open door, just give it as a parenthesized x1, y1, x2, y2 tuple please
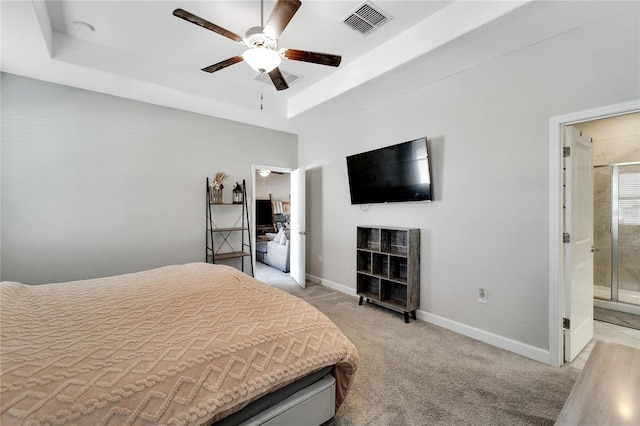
(563, 125, 594, 362)
(290, 167, 306, 288)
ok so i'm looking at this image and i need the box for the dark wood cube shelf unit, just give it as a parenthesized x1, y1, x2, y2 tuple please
(356, 226, 420, 323)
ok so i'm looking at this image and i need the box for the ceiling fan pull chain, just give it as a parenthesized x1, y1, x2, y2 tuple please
(260, 93, 264, 110)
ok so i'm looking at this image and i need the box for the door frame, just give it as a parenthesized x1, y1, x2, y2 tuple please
(548, 99, 640, 367)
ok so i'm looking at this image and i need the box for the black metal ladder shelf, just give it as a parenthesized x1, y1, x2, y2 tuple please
(206, 178, 254, 276)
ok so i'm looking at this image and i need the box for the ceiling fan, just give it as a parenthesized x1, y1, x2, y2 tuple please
(173, 0, 342, 91)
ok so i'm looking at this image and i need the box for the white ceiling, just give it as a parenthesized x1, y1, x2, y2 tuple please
(1, 1, 637, 134)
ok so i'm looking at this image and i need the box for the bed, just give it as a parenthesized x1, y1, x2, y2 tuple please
(0, 263, 359, 425)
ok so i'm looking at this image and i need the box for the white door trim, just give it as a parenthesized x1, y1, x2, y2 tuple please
(548, 99, 640, 367)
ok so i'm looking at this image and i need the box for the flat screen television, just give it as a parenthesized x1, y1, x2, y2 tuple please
(255, 200, 273, 226)
(346, 137, 432, 204)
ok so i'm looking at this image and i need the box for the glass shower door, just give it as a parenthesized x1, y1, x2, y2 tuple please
(617, 164, 640, 305)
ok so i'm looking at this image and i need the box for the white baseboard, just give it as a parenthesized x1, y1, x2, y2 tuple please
(306, 273, 358, 297)
(307, 273, 551, 365)
(417, 310, 551, 365)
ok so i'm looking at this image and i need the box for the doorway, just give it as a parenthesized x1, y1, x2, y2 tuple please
(251, 165, 306, 288)
(573, 114, 640, 318)
(549, 100, 640, 367)
(253, 166, 292, 280)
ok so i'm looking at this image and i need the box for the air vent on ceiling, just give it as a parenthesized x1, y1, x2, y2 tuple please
(253, 71, 302, 86)
(342, 1, 391, 36)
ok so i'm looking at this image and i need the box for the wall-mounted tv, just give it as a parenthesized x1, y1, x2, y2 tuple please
(346, 137, 432, 204)
(255, 200, 273, 226)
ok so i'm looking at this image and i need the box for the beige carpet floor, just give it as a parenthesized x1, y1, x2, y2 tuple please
(255, 263, 580, 426)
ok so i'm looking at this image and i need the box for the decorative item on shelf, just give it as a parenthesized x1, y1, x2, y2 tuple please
(232, 182, 243, 204)
(211, 172, 225, 204)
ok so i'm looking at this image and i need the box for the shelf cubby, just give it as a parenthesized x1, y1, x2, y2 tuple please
(357, 251, 372, 274)
(381, 228, 409, 256)
(381, 280, 408, 310)
(372, 253, 389, 278)
(357, 274, 380, 301)
(389, 256, 408, 284)
(357, 227, 380, 251)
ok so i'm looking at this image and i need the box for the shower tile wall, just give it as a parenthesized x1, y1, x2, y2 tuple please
(593, 168, 611, 290)
(619, 223, 640, 292)
(593, 134, 640, 166)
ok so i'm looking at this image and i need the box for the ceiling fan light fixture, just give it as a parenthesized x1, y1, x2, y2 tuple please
(259, 169, 271, 177)
(174, 2, 340, 91)
(243, 48, 281, 73)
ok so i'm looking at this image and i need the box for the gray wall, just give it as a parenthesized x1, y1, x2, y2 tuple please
(298, 10, 639, 352)
(1, 73, 297, 284)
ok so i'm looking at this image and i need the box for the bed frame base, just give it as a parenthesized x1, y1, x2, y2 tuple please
(240, 374, 336, 426)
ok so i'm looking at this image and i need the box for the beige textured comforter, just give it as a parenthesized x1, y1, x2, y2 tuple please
(0, 263, 359, 425)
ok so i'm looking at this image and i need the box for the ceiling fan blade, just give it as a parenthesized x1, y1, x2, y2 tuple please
(284, 49, 341, 67)
(263, 0, 301, 40)
(268, 67, 289, 91)
(173, 8, 243, 43)
(201, 56, 244, 73)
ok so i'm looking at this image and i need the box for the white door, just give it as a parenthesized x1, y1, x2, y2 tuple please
(564, 125, 594, 362)
(290, 167, 306, 288)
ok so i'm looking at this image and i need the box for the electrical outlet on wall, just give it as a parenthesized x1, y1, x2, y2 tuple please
(478, 288, 488, 303)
